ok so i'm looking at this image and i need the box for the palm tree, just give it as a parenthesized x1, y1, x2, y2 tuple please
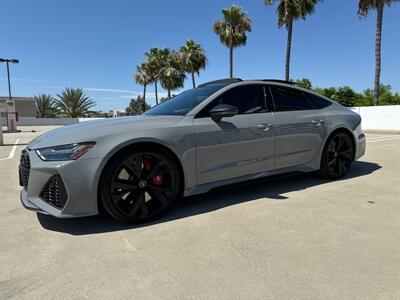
(158, 48, 186, 98)
(265, 0, 319, 81)
(179, 40, 207, 88)
(135, 63, 151, 111)
(213, 5, 252, 78)
(34, 94, 58, 118)
(358, 0, 399, 105)
(145, 48, 163, 104)
(54, 88, 95, 118)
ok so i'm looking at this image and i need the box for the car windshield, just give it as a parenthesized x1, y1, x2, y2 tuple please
(144, 84, 225, 116)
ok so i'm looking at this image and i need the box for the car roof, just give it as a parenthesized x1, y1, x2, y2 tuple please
(198, 78, 299, 88)
(197, 78, 243, 87)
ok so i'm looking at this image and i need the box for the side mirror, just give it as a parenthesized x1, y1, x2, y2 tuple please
(210, 104, 239, 122)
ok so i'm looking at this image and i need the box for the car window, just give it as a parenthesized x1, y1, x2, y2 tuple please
(303, 92, 332, 109)
(270, 86, 313, 111)
(144, 84, 225, 116)
(197, 85, 268, 118)
(264, 85, 275, 111)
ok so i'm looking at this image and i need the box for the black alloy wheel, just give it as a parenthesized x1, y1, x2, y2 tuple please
(100, 146, 181, 223)
(319, 132, 354, 179)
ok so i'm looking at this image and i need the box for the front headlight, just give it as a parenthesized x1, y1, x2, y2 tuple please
(36, 142, 96, 161)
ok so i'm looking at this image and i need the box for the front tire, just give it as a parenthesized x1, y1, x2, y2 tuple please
(319, 131, 354, 179)
(100, 145, 181, 223)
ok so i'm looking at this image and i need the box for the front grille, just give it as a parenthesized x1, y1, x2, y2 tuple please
(19, 149, 31, 189)
(40, 175, 68, 209)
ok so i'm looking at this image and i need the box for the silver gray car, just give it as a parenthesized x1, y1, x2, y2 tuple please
(19, 79, 366, 223)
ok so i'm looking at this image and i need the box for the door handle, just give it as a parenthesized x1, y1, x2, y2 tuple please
(311, 120, 323, 126)
(257, 123, 272, 131)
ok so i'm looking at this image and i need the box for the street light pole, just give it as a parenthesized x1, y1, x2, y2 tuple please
(0, 58, 19, 133)
(0, 62, 3, 145)
(5, 61, 15, 133)
(0, 122, 3, 145)
(6, 61, 12, 100)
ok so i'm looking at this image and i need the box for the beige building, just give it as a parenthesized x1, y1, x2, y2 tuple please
(0, 96, 37, 118)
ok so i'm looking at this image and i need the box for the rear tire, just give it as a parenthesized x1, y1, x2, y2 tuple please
(319, 131, 354, 179)
(100, 145, 181, 223)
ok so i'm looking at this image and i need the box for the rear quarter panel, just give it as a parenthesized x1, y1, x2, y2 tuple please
(320, 103, 362, 159)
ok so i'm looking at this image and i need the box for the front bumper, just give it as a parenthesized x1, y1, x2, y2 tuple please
(355, 132, 366, 160)
(20, 189, 48, 214)
(19, 149, 103, 218)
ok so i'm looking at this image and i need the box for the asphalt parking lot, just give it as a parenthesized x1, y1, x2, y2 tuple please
(0, 126, 399, 300)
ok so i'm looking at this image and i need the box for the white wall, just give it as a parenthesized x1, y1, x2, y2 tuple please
(2, 107, 399, 131)
(351, 105, 400, 131)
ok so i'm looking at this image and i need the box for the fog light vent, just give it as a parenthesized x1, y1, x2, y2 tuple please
(40, 175, 68, 209)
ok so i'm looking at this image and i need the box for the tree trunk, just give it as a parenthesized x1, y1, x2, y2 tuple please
(155, 81, 158, 105)
(374, 3, 383, 106)
(142, 84, 147, 112)
(229, 46, 233, 78)
(285, 18, 293, 81)
(191, 72, 196, 88)
(168, 88, 171, 98)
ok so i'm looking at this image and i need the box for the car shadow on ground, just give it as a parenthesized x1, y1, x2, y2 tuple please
(37, 161, 381, 235)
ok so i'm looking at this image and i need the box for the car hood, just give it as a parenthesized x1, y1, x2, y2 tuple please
(28, 115, 184, 149)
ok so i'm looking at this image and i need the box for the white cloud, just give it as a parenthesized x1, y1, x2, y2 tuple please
(83, 87, 137, 94)
(48, 86, 141, 95)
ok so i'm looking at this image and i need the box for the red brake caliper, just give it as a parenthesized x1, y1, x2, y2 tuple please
(143, 159, 163, 186)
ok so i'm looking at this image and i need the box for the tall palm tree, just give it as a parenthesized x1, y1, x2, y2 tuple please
(179, 40, 207, 88)
(135, 63, 151, 111)
(145, 48, 163, 104)
(158, 48, 186, 98)
(34, 94, 58, 118)
(358, 0, 399, 105)
(265, 0, 319, 81)
(54, 88, 95, 118)
(213, 5, 252, 78)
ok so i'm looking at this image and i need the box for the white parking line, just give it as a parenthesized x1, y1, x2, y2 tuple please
(0, 139, 20, 161)
(367, 135, 399, 140)
(367, 136, 386, 141)
(367, 136, 400, 143)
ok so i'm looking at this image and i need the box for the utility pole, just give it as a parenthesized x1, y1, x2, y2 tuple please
(0, 119, 3, 146)
(0, 68, 4, 145)
(0, 58, 19, 133)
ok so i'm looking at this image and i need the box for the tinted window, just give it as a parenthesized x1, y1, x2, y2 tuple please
(270, 86, 313, 111)
(144, 84, 225, 116)
(264, 85, 275, 111)
(304, 92, 332, 109)
(197, 85, 268, 117)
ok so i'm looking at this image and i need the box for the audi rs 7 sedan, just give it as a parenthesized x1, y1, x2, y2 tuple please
(19, 79, 366, 223)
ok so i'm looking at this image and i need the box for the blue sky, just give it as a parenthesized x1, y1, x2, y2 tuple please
(1, 0, 399, 110)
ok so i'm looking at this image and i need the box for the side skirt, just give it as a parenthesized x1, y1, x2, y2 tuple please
(184, 165, 317, 197)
